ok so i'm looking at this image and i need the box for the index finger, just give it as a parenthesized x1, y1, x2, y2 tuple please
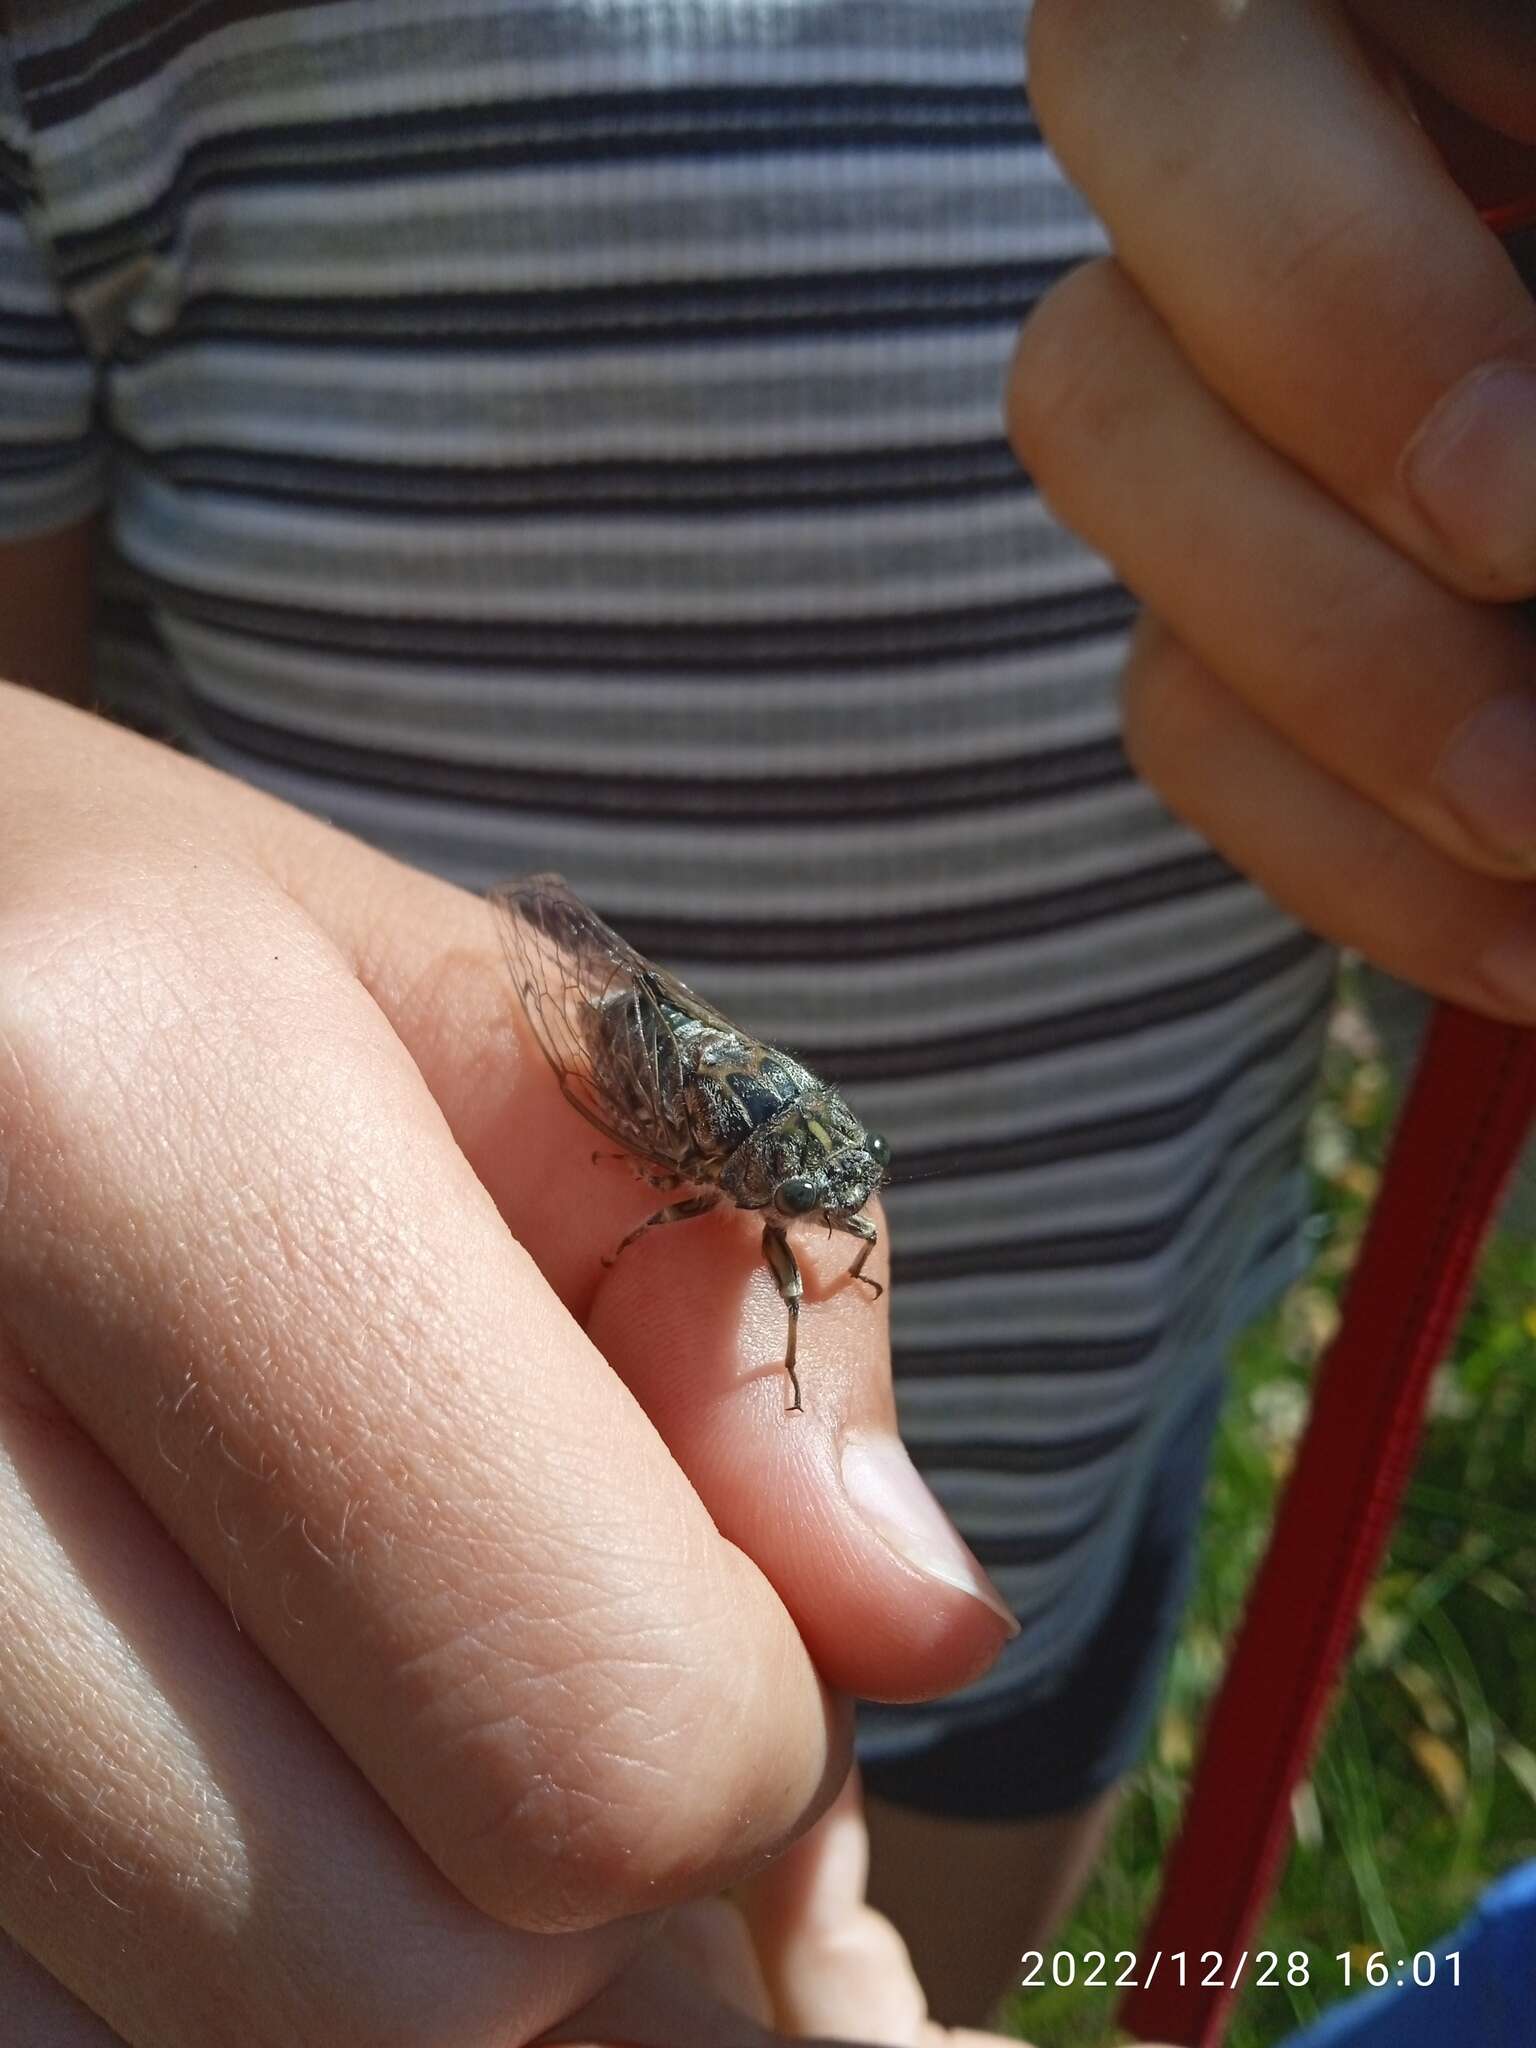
(1027, 0, 1536, 598)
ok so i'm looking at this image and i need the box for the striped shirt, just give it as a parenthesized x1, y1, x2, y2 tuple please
(0, 0, 1337, 1745)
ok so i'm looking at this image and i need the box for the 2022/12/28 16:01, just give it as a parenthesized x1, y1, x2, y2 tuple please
(1334, 1951, 1462, 1988)
(488, 873, 891, 1412)
(1020, 1949, 1462, 1991)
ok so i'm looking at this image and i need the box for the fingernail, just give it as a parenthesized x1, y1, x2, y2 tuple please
(1434, 693, 1536, 868)
(840, 1434, 1020, 1636)
(1403, 363, 1536, 589)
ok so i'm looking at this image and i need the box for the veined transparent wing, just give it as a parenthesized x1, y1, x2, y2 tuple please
(488, 873, 735, 1173)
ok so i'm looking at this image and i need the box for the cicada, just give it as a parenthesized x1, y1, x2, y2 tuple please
(489, 874, 889, 1411)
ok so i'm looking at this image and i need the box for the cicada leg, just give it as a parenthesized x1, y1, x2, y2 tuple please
(830, 1211, 883, 1300)
(602, 1190, 721, 1270)
(762, 1223, 804, 1414)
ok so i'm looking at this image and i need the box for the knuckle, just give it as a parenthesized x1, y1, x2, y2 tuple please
(431, 1672, 804, 1935)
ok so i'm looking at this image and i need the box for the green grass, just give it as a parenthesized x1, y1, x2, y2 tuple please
(1005, 989, 1536, 2047)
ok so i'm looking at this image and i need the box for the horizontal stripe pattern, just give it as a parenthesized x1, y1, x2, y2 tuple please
(185, 692, 1135, 822)
(48, 84, 1043, 278)
(133, 433, 1041, 517)
(0, 0, 1337, 1736)
(0, 54, 105, 533)
(110, 263, 1075, 360)
(118, 569, 1139, 667)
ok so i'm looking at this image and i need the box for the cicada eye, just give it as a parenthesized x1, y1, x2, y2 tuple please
(866, 1131, 892, 1171)
(775, 1175, 821, 1216)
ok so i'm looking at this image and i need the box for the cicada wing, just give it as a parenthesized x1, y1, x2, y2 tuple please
(500, 879, 739, 1031)
(488, 874, 718, 1172)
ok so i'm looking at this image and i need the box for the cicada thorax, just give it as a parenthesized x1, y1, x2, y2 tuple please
(717, 1090, 874, 1213)
(676, 1034, 827, 1194)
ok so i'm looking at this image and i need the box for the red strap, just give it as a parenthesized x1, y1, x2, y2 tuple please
(1119, 1009, 1536, 2046)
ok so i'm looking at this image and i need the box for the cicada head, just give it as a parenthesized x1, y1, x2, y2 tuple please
(772, 1114, 891, 1222)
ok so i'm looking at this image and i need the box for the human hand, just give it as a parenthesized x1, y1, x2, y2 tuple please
(0, 682, 1015, 2046)
(1008, 0, 1536, 1019)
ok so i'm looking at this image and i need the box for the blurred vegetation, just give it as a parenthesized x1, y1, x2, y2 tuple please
(1005, 982, 1536, 2048)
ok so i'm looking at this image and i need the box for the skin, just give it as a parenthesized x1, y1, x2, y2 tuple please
(0, 650, 1022, 2044)
(1009, 0, 1536, 1026)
